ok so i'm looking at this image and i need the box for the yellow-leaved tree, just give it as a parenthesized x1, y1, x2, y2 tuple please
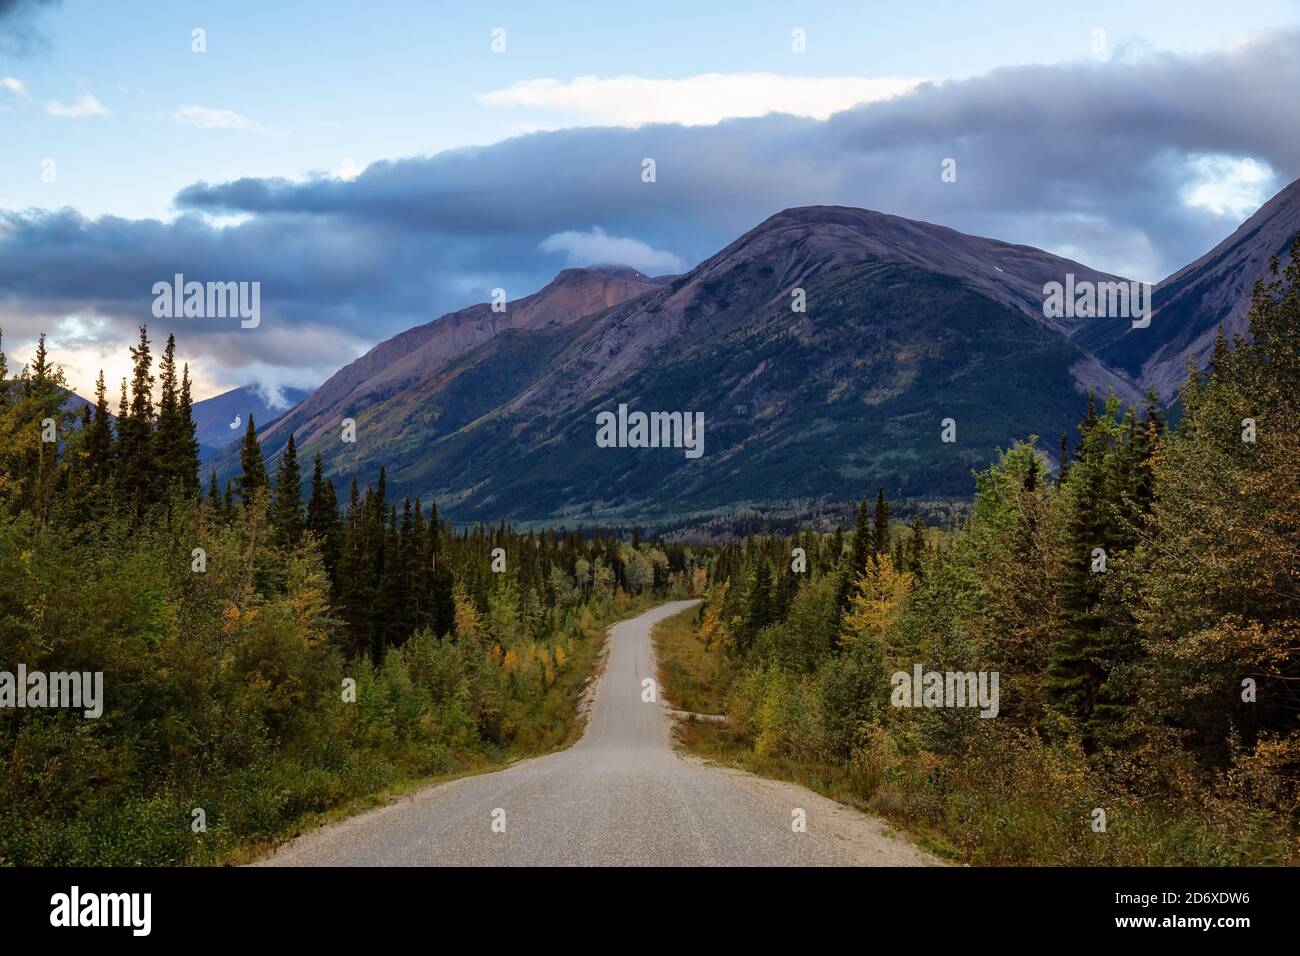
(839, 556, 913, 650)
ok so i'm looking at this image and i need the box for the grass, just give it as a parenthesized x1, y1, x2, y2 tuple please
(226, 592, 668, 866)
(651, 605, 1296, 867)
(652, 604, 730, 715)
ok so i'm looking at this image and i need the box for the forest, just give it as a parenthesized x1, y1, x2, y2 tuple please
(0, 330, 706, 864)
(663, 240, 1300, 864)
(2, 240, 1297, 866)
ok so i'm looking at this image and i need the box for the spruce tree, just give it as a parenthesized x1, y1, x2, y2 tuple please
(305, 451, 342, 583)
(904, 516, 928, 576)
(1046, 391, 1123, 747)
(835, 497, 872, 620)
(871, 487, 891, 557)
(736, 560, 772, 657)
(271, 432, 303, 547)
(177, 364, 201, 494)
(85, 370, 114, 487)
(155, 333, 182, 489)
(117, 327, 156, 518)
(206, 468, 222, 514)
(237, 415, 267, 506)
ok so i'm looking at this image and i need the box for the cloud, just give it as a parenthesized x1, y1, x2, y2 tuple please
(540, 227, 685, 273)
(45, 91, 107, 118)
(332, 158, 365, 181)
(0, 0, 60, 55)
(0, 0, 58, 17)
(477, 72, 923, 127)
(249, 382, 294, 411)
(4, 31, 1300, 396)
(1, 76, 27, 95)
(171, 105, 254, 129)
(1182, 155, 1275, 218)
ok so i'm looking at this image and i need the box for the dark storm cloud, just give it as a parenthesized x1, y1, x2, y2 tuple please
(3, 31, 1298, 388)
(0, 0, 60, 54)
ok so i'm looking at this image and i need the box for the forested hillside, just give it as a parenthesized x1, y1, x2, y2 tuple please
(663, 239, 1300, 864)
(0, 332, 706, 864)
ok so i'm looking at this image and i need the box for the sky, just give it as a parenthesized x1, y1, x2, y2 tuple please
(1, 0, 1299, 402)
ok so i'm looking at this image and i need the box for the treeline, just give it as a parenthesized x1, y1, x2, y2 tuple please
(692, 240, 1300, 864)
(0, 326, 707, 864)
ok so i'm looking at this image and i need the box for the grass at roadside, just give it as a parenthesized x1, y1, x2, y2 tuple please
(652, 605, 1297, 865)
(652, 603, 729, 715)
(228, 592, 668, 865)
(649, 604, 950, 851)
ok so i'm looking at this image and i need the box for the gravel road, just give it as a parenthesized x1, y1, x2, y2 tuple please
(256, 600, 938, 866)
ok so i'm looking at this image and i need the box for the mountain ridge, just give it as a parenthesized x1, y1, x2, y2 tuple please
(219, 180, 1300, 525)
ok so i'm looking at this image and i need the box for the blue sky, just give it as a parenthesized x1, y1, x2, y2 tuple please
(2, 0, 1299, 399)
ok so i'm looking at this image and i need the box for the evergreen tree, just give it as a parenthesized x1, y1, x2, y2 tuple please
(176, 364, 201, 494)
(430, 558, 457, 640)
(85, 370, 114, 487)
(305, 452, 342, 582)
(237, 415, 267, 505)
(904, 516, 928, 576)
(736, 560, 773, 656)
(271, 432, 303, 547)
(116, 327, 156, 518)
(155, 333, 183, 490)
(206, 468, 222, 515)
(1046, 391, 1124, 746)
(871, 487, 891, 557)
(835, 497, 872, 620)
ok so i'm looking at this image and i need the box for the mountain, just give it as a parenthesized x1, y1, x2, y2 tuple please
(388, 207, 1137, 523)
(192, 384, 311, 458)
(59, 389, 95, 418)
(219, 184, 1299, 528)
(219, 265, 667, 472)
(1074, 178, 1300, 398)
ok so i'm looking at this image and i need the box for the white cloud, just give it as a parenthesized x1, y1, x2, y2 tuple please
(171, 105, 254, 129)
(477, 72, 923, 127)
(1, 76, 28, 96)
(540, 226, 685, 273)
(1182, 154, 1275, 218)
(332, 158, 365, 180)
(45, 92, 108, 118)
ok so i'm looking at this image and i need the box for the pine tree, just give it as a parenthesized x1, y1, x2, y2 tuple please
(155, 333, 182, 490)
(835, 497, 872, 619)
(177, 364, 201, 495)
(1046, 391, 1125, 747)
(430, 556, 457, 640)
(305, 451, 342, 583)
(871, 487, 891, 557)
(237, 415, 267, 506)
(206, 468, 222, 515)
(736, 560, 772, 656)
(85, 370, 114, 487)
(117, 327, 156, 518)
(271, 432, 303, 547)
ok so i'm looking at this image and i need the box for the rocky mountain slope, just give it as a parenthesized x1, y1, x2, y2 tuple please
(218, 182, 1300, 526)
